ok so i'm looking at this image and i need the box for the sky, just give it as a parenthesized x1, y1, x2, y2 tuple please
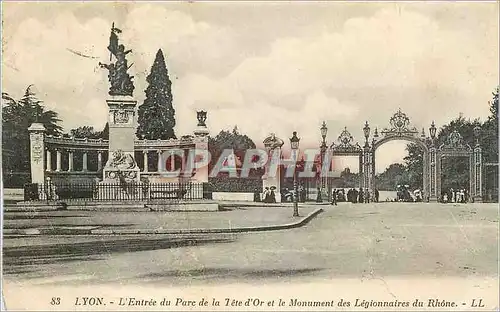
(2, 2, 498, 173)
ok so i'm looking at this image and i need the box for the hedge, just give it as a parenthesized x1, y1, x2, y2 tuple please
(208, 177, 262, 193)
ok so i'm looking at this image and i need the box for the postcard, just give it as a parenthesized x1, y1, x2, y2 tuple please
(2, 1, 499, 311)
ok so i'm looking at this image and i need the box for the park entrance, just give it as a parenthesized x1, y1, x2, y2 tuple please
(357, 109, 482, 202)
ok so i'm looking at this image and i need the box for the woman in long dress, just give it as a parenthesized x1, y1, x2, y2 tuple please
(263, 187, 270, 203)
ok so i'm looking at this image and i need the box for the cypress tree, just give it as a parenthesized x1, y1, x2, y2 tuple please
(136, 49, 176, 139)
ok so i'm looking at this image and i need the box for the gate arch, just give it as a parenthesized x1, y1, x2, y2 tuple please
(327, 127, 363, 198)
(361, 109, 483, 202)
(367, 109, 430, 200)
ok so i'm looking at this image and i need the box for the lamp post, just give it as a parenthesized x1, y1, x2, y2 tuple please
(318, 121, 328, 202)
(290, 131, 300, 217)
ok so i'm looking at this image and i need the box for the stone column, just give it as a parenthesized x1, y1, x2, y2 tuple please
(370, 150, 375, 200)
(56, 149, 62, 172)
(46, 149, 52, 172)
(473, 146, 482, 202)
(28, 123, 46, 183)
(362, 147, 371, 194)
(192, 111, 210, 183)
(68, 150, 74, 172)
(143, 150, 149, 172)
(170, 150, 176, 171)
(435, 151, 442, 202)
(429, 147, 438, 202)
(97, 151, 103, 171)
(82, 152, 88, 172)
(422, 151, 429, 201)
(358, 153, 364, 189)
(157, 150, 162, 172)
(262, 146, 282, 198)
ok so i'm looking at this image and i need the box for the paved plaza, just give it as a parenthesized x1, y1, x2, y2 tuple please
(3, 206, 317, 232)
(3, 203, 498, 286)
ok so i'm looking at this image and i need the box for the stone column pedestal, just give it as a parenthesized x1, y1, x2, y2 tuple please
(262, 134, 284, 203)
(28, 123, 46, 184)
(102, 96, 140, 183)
(192, 111, 210, 183)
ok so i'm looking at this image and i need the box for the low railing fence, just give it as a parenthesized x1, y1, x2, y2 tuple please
(23, 182, 212, 202)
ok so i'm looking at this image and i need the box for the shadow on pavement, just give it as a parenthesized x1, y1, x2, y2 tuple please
(3, 224, 135, 229)
(3, 236, 235, 270)
(140, 267, 324, 279)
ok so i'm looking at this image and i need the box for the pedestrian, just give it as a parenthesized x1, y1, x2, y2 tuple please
(269, 186, 277, 203)
(263, 187, 270, 203)
(375, 189, 379, 203)
(300, 184, 306, 202)
(254, 188, 261, 202)
(331, 189, 337, 206)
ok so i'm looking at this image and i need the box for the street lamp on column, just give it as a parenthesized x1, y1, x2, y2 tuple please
(318, 121, 328, 202)
(290, 131, 300, 217)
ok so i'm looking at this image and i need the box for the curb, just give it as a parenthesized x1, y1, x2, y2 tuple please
(3, 208, 324, 236)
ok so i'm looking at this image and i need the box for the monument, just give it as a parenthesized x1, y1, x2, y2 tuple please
(99, 23, 140, 183)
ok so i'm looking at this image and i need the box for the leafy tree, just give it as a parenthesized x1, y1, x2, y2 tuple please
(136, 49, 176, 140)
(335, 167, 360, 188)
(208, 126, 257, 176)
(374, 163, 410, 191)
(2, 85, 62, 185)
(482, 87, 499, 163)
(101, 122, 109, 140)
(67, 126, 100, 139)
(65, 123, 109, 139)
(481, 87, 499, 201)
(403, 143, 426, 190)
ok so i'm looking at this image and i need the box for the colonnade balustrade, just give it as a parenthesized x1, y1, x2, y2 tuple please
(41, 135, 199, 177)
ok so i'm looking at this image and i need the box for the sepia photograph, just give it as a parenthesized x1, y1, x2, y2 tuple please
(1, 1, 499, 311)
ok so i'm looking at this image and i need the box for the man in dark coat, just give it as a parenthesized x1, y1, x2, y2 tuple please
(331, 189, 337, 206)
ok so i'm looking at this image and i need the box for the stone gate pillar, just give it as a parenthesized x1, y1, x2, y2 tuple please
(422, 151, 429, 201)
(358, 153, 364, 189)
(361, 146, 371, 196)
(473, 146, 482, 202)
(28, 123, 46, 184)
(192, 111, 210, 183)
(429, 146, 438, 202)
(370, 149, 375, 199)
(262, 134, 284, 202)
